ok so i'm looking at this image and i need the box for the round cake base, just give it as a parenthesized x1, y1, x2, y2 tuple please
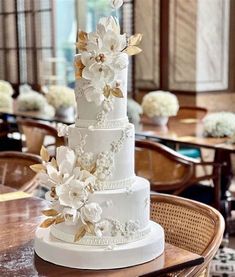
(34, 221, 164, 270)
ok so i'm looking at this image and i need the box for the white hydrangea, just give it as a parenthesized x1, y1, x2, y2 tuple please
(0, 80, 14, 96)
(127, 98, 143, 124)
(0, 93, 13, 111)
(142, 91, 179, 117)
(203, 112, 235, 138)
(17, 91, 48, 111)
(46, 85, 76, 109)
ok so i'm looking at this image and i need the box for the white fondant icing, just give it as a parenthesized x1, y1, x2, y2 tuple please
(35, 221, 165, 269)
(68, 123, 135, 185)
(75, 117, 129, 129)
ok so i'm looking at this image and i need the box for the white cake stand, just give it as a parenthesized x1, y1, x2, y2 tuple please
(34, 221, 164, 270)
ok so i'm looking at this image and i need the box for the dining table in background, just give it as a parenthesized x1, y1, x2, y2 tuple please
(136, 115, 235, 229)
(0, 100, 75, 125)
(0, 185, 204, 277)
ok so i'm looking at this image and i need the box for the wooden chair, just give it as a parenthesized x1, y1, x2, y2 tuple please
(175, 106, 208, 159)
(135, 139, 222, 210)
(151, 194, 225, 276)
(0, 151, 42, 193)
(17, 119, 65, 155)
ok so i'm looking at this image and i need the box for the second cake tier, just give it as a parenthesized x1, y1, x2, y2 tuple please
(68, 123, 136, 190)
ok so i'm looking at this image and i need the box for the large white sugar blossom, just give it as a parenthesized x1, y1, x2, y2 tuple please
(203, 112, 235, 138)
(142, 91, 179, 117)
(0, 80, 14, 96)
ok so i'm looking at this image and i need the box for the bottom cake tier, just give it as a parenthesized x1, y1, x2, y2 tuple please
(34, 221, 164, 269)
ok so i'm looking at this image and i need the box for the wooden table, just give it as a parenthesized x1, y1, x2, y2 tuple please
(136, 116, 235, 219)
(0, 187, 204, 276)
(0, 101, 75, 125)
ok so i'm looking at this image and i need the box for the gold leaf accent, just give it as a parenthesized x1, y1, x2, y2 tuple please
(111, 88, 124, 98)
(84, 222, 95, 234)
(74, 227, 86, 242)
(55, 216, 65, 224)
(129, 33, 143, 46)
(74, 58, 85, 79)
(50, 157, 57, 168)
(103, 84, 111, 98)
(30, 163, 45, 173)
(123, 45, 142, 56)
(40, 218, 56, 228)
(40, 146, 50, 162)
(76, 31, 88, 51)
(42, 209, 59, 217)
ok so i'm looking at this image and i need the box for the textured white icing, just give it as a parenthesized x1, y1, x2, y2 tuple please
(35, 221, 165, 269)
(51, 177, 150, 245)
(75, 117, 129, 129)
(75, 53, 128, 128)
(68, 123, 135, 185)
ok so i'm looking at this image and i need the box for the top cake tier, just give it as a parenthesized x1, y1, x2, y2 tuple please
(74, 53, 129, 129)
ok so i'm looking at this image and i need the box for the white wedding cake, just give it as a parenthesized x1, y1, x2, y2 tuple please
(34, 0, 164, 269)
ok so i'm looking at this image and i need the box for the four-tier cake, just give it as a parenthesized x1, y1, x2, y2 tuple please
(34, 0, 164, 269)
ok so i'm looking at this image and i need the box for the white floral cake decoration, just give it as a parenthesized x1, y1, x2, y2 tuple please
(30, 125, 132, 242)
(74, 0, 142, 126)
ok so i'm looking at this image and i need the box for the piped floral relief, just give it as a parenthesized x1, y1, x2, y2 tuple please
(31, 125, 132, 242)
(74, 0, 142, 126)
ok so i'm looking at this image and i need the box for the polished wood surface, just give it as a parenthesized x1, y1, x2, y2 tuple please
(137, 116, 235, 152)
(0, 151, 42, 192)
(0, 190, 204, 277)
(0, 100, 75, 125)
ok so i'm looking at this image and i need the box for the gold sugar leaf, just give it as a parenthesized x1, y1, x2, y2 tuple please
(84, 222, 95, 234)
(50, 157, 57, 168)
(30, 163, 45, 173)
(103, 84, 111, 98)
(74, 227, 86, 242)
(40, 146, 50, 162)
(129, 33, 143, 46)
(123, 46, 142, 56)
(111, 88, 124, 98)
(42, 209, 59, 217)
(78, 31, 88, 41)
(40, 218, 56, 228)
(55, 216, 65, 224)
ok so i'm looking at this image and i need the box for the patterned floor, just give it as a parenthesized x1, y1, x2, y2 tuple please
(210, 247, 235, 277)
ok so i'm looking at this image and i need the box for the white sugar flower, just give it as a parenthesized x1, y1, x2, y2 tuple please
(57, 123, 69, 137)
(56, 179, 89, 209)
(142, 91, 179, 117)
(56, 146, 76, 175)
(102, 30, 126, 53)
(112, 53, 128, 71)
(94, 220, 110, 237)
(110, 0, 123, 10)
(81, 202, 102, 223)
(82, 63, 115, 83)
(84, 85, 105, 106)
(98, 16, 120, 35)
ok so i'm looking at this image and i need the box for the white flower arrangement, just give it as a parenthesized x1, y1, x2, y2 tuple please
(17, 91, 48, 111)
(74, 0, 142, 107)
(203, 112, 235, 137)
(0, 93, 13, 111)
(0, 80, 14, 96)
(46, 85, 76, 110)
(127, 98, 143, 124)
(141, 91, 179, 117)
